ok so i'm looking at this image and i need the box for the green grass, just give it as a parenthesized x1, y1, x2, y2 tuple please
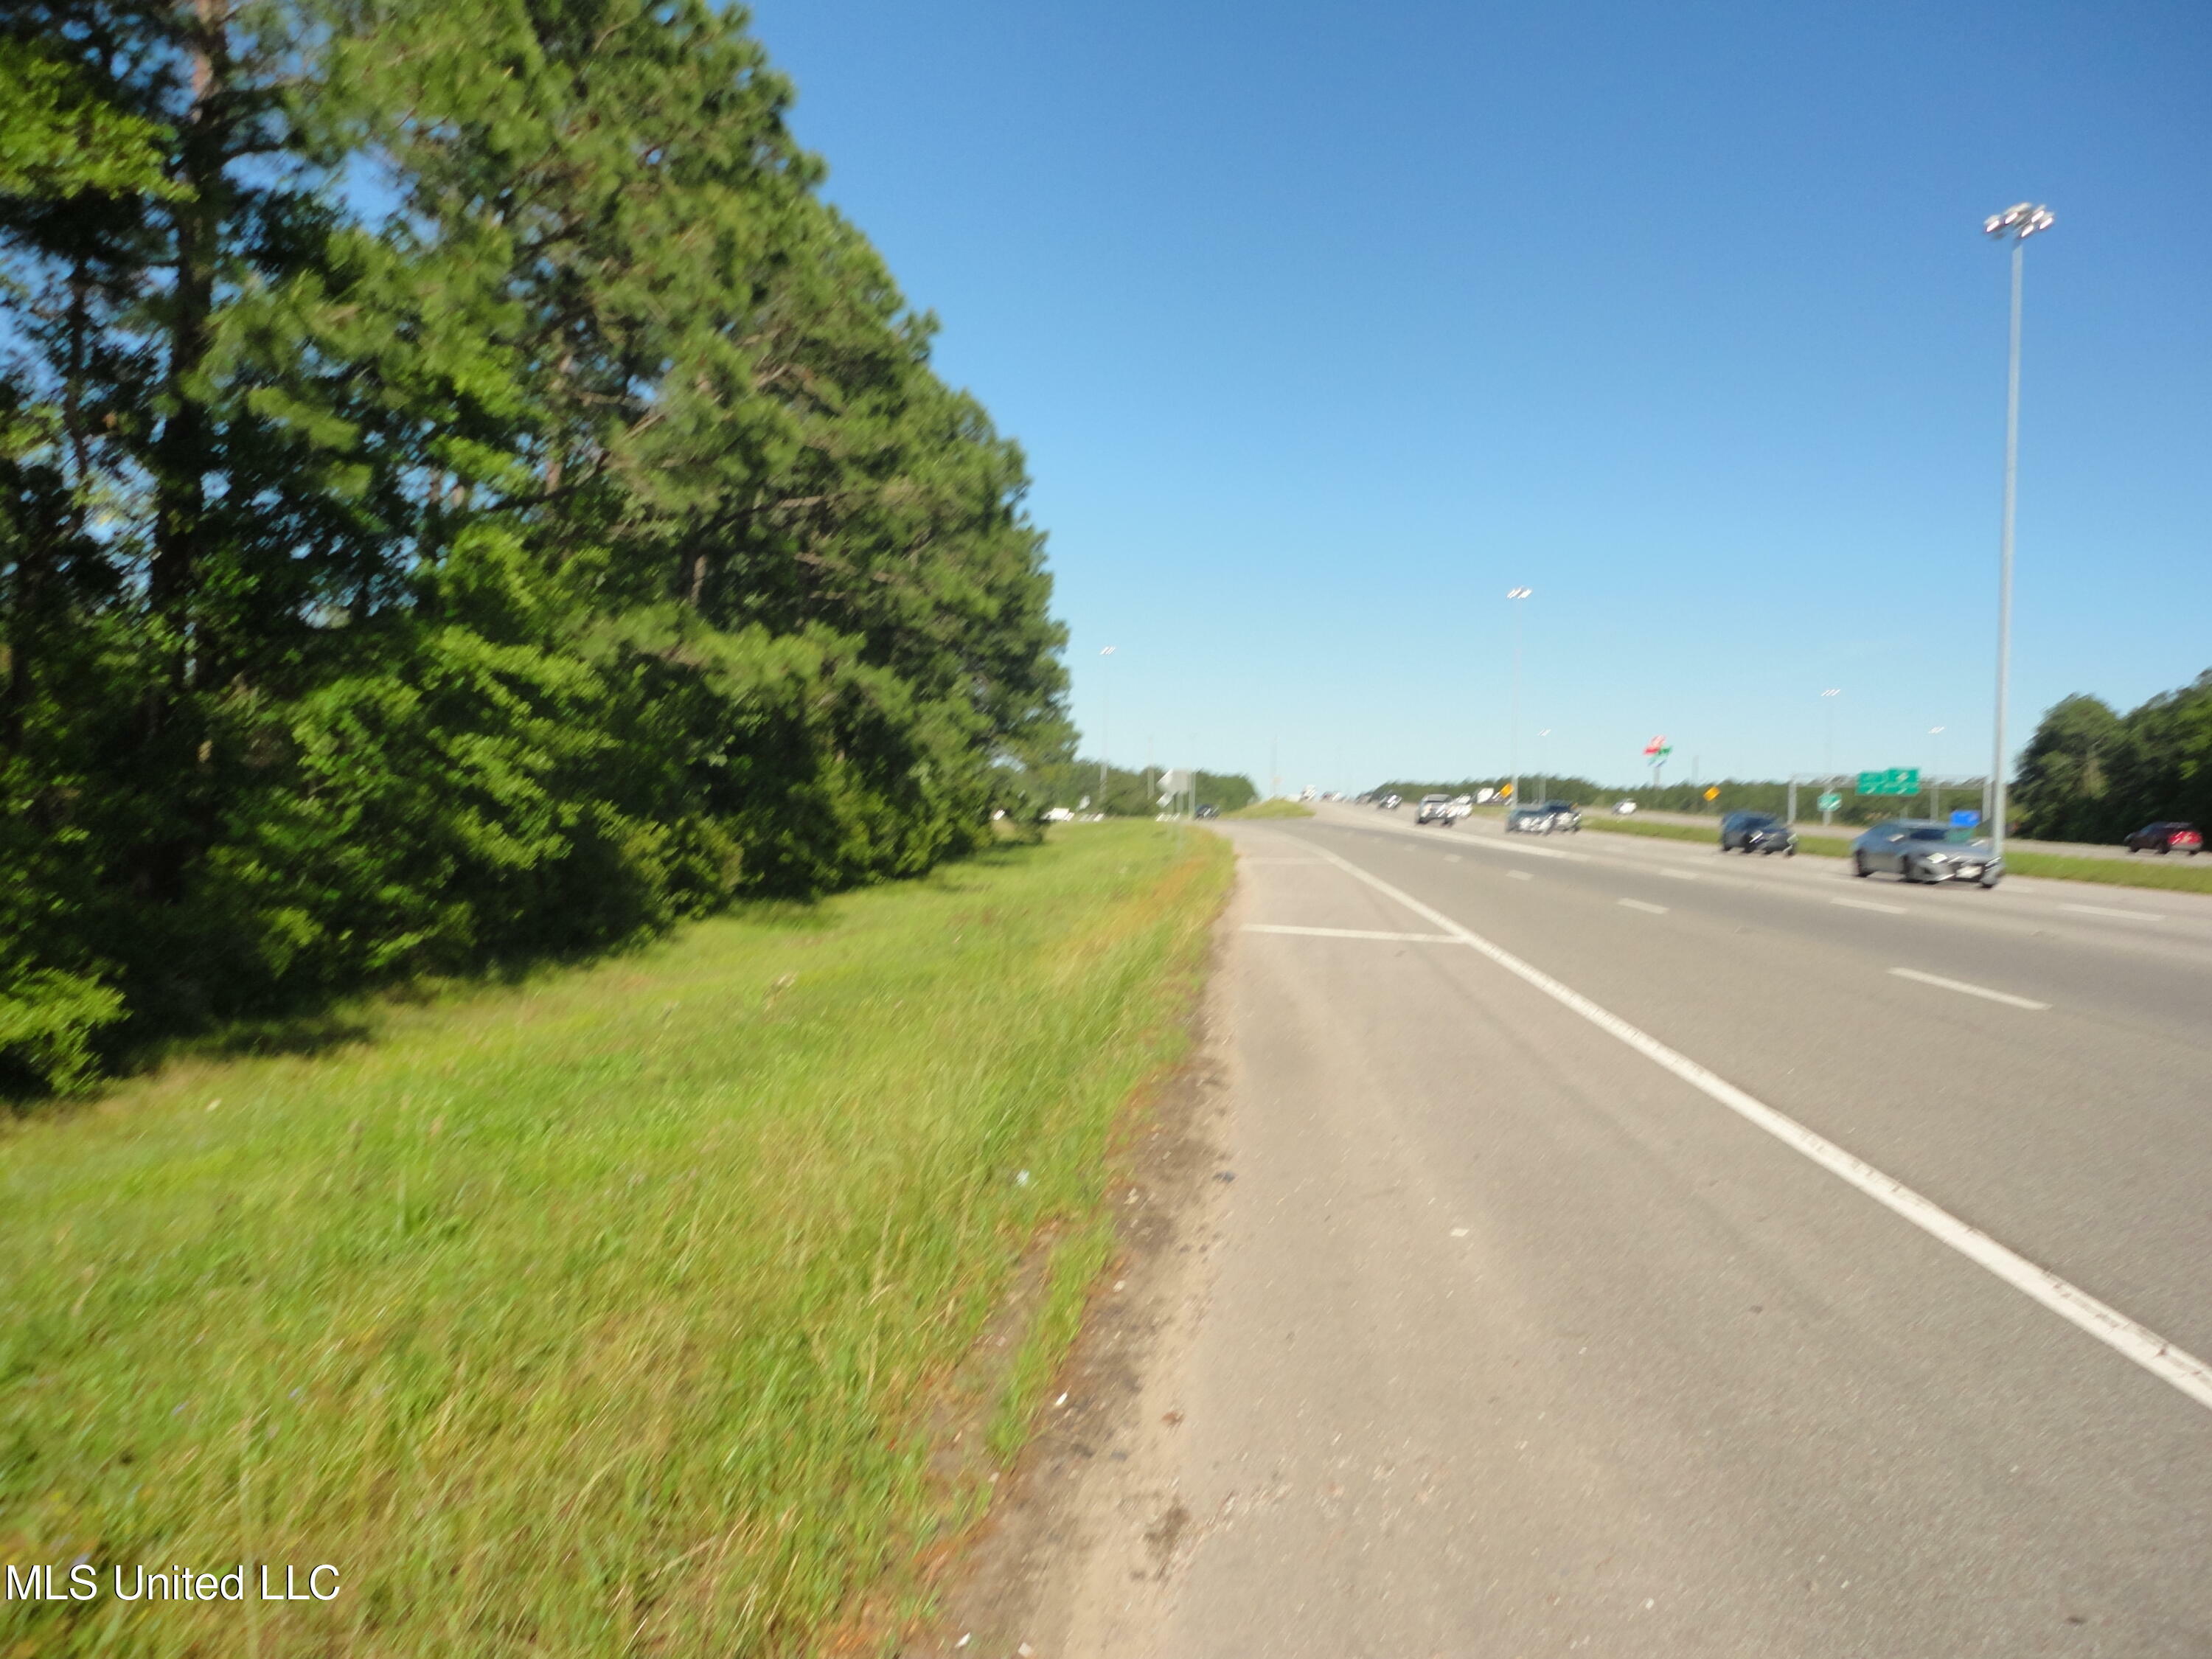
(1575, 812, 2212, 893)
(1, 822, 1231, 1658)
(1226, 799, 1314, 819)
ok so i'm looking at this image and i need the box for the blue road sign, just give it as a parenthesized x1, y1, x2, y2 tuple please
(1950, 809, 1981, 828)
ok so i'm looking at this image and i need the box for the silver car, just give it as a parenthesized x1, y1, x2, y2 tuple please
(1851, 820, 2003, 887)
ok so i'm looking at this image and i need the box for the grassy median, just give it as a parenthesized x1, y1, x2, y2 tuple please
(0, 821, 1231, 1658)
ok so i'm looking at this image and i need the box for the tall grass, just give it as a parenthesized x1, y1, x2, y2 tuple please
(1, 823, 1230, 1657)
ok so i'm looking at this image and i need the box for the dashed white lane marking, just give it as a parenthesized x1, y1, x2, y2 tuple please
(2061, 903, 2164, 923)
(1618, 898, 1669, 915)
(1888, 967, 2050, 1011)
(1660, 869, 1700, 882)
(1444, 855, 1464, 863)
(1242, 924, 1460, 943)
(1833, 897, 1907, 915)
(1307, 842, 2212, 1416)
(1507, 870, 1534, 882)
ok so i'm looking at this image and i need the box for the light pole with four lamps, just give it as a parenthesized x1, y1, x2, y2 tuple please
(1982, 201, 2055, 860)
(1507, 587, 1532, 804)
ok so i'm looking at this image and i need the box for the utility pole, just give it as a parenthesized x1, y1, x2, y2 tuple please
(1098, 645, 1115, 810)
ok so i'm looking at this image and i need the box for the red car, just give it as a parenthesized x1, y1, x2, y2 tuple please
(2123, 821, 2202, 855)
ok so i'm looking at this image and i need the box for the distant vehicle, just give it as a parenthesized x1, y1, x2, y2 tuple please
(1851, 820, 2003, 887)
(1194, 804, 1220, 819)
(1416, 793, 1455, 825)
(1719, 810, 1796, 856)
(1507, 800, 1581, 835)
(1613, 801, 1638, 815)
(1450, 794, 1475, 820)
(2124, 821, 2201, 855)
(1379, 793, 1402, 810)
(1043, 806, 1076, 822)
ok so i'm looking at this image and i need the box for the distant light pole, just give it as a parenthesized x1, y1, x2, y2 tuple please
(1821, 688, 1842, 778)
(1536, 728, 1551, 800)
(1507, 587, 1532, 801)
(1098, 645, 1116, 807)
(1983, 201, 2056, 859)
(1928, 726, 1946, 819)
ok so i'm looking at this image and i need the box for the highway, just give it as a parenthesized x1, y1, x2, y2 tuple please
(1048, 802, 2212, 1658)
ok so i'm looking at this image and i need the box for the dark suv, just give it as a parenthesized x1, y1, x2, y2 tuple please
(2123, 821, 2201, 855)
(1719, 810, 1796, 855)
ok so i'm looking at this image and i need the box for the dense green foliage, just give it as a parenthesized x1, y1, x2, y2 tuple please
(0, 0, 1068, 1092)
(2012, 671, 2212, 843)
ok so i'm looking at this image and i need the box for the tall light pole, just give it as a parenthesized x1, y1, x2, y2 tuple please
(1983, 201, 2055, 860)
(1098, 645, 1116, 807)
(1507, 587, 1532, 801)
(1537, 728, 1551, 801)
(1929, 726, 1946, 820)
(1821, 688, 1842, 778)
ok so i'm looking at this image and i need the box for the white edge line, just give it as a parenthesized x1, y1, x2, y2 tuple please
(1832, 897, 1907, 915)
(1242, 924, 1461, 942)
(1888, 967, 2050, 1011)
(1506, 870, 1534, 881)
(2060, 903, 2164, 922)
(1305, 841, 2212, 1416)
(1618, 898, 1669, 915)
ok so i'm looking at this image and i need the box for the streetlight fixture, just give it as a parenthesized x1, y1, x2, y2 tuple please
(1507, 588, 1532, 803)
(1098, 645, 1116, 807)
(1983, 201, 2054, 860)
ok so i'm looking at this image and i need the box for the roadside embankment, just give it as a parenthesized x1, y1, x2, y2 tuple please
(0, 822, 1231, 1658)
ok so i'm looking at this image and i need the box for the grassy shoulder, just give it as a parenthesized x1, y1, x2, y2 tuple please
(1575, 812, 2212, 893)
(1227, 799, 1314, 819)
(1, 822, 1231, 1657)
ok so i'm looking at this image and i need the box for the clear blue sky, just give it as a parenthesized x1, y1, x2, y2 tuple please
(757, 0, 2209, 794)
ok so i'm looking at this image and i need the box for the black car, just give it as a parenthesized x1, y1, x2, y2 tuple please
(2123, 821, 2202, 855)
(1194, 803, 1220, 819)
(1719, 810, 1796, 855)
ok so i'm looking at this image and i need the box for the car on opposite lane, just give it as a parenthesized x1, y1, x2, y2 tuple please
(1719, 810, 1797, 856)
(1851, 820, 2003, 887)
(1416, 793, 1455, 825)
(2123, 821, 2202, 855)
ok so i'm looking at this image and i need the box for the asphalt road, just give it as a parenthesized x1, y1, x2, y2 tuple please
(1058, 802, 2212, 1658)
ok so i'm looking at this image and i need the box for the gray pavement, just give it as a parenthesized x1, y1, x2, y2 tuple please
(1060, 802, 2212, 1658)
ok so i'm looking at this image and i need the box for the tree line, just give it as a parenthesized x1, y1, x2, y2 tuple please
(1, 0, 1071, 1093)
(2012, 669, 2212, 843)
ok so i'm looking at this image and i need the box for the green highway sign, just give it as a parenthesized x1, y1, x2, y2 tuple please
(1817, 790, 1843, 811)
(1856, 768, 1921, 797)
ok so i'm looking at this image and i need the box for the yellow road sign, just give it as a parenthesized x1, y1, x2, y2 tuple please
(1703, 785, 1719, 801)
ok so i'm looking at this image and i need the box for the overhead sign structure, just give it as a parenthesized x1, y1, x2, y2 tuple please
(1856, 768, 1921, 797)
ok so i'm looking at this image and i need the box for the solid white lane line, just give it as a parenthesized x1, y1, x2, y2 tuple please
(1618, 898, 1669, 915)
(1444, 855, 1464, 863)
(2061, 903, 2164, 923)
(1306, 843, 2212, 1416)
(1660, 869, 1700, 882)
(1507, 870, 1534, 882)
(1242, 924, 1460, 943)
(1242, 858, 1329, 866)
(1888, 968, 2050, 1010)
(1833, 897, 1907, 915)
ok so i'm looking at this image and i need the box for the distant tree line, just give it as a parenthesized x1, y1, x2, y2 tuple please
(1377, 665, 2212, 841)
(2012, 670, 2212, 842)
(0, 0, 1070, 1092)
